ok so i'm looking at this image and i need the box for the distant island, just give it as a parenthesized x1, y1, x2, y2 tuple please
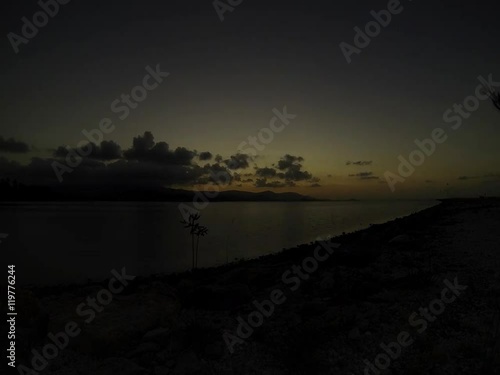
(0, 181, 332, 202)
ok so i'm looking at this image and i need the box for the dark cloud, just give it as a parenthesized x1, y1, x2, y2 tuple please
(348, 172, 379, 180)
(0, 133, 215, 187)
(283, 166, 312, 182)
(201, 163, 233, 185)
(1, 135, 321, 191)
(255, 167, 277, 178)
(54, 141, 122, 161)
(100, 141, 122, 160)
(254, 178, 289, 188)
(252, 155, 318, 186)
(346, 160, 372, 166)
(459, 174, 500, 181)
(276, 154, 313, 182)
(224, 153, 252, 170)
(3, 157, 210, 188)
(0, 137, 30, 153)
(277, 154, 304, 171)
(124, 132, 195, 166)
(199, 151, 213, 161)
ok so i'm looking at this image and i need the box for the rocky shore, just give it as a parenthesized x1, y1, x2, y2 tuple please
(13, 198, 500, 374)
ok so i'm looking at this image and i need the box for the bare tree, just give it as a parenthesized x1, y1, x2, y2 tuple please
(485, 86, 500, 111)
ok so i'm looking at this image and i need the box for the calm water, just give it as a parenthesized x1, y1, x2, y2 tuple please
(1, 200, 438, 285)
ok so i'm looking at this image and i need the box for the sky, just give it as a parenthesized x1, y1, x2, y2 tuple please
(1, 0, 499, 199)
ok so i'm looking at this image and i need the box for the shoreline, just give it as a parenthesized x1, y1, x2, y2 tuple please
(14, 197, 500, 374)
(25, 199, 441, 293)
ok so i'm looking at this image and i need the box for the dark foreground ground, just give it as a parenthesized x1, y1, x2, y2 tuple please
(7, 198, 500, 374)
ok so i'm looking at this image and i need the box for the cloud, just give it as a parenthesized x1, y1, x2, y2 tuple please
(199, 151, 213, 161)
(1, 133, 210, 187)
(459, 174, 500, 182)
(254, 178, 289, 188)
(0, 137, 30, 153)
(458, 176, 479, 181)
(99, 141, 123, 160)
(124, 132, 195, 165)
(252, 154, 318, 187)
(0, 134, 322, 191)
(200, 163, 233, 185)
(276, 154, 313, 182)
(224, 153, 252, 170)
(54, 141, 122, 161)
(348, 172, 379, 180)
(277, 154, 304, 170)
(255, 167, 277, 178)
(346, 160, 373, 166)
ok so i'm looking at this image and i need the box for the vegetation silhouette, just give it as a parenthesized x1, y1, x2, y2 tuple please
(181, 213, 209, 270)
(485, 86, 500, 111)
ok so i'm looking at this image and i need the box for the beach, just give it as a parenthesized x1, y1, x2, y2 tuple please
(13, 198, 500, 374)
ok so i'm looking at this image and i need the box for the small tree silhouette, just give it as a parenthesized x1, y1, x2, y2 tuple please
(181, 213, 209, 270)
(484, 86, 500, 112)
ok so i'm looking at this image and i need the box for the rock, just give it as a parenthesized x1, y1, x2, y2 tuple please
(128, 342, 160, 357)
(319, 273, 335, 291)
(142, 327, 171, 343)
(69, 291, 179, 355)
(205, 341, 224, 358)
(154, 366, 170, 375)
(301, 301, 328, 317)
(95, 357, 147, 375)
(155, 335, 186, 362)
(358, 319, 370, 331)
(172, 351, 201, 375)
(389, 234, 413, 244)
(185, 284, 252, 310)
(348, 327, 361, 340)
